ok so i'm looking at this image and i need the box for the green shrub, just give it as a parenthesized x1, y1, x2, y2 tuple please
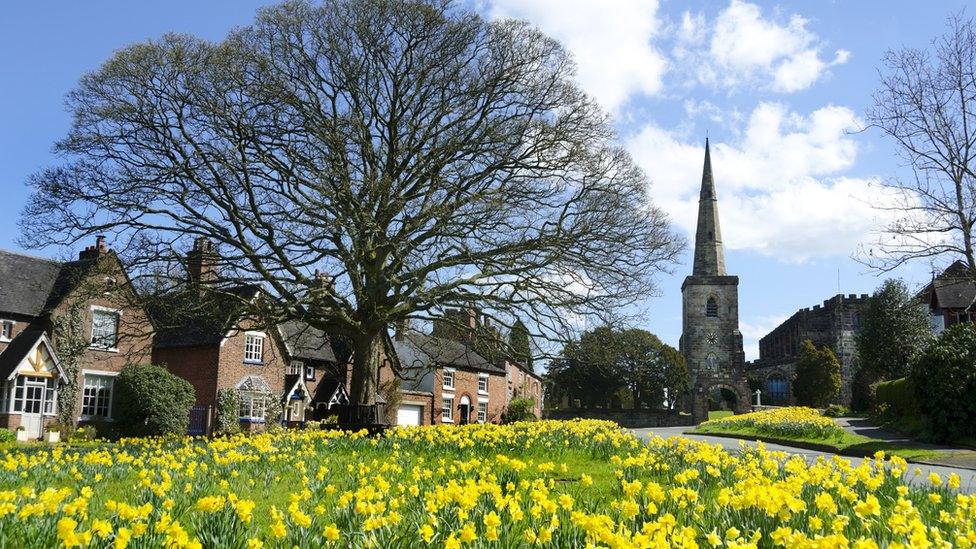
(113, 363, 195, 437)
(501, 397, 537, 423)
(873, 377, 920, 420)
(822, 404, 850, 418)
(0, 430, 14, 444)
(792, 340, 841, 407)
(70, 425, 97, 442)
(910, 323, 976, 442)
(214, 388, 242, 436)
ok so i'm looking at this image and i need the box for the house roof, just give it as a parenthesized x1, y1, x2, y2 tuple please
(278, 320, 337, 362)
(0, 250, 99, 317)
(395, 330, 504, 374)
(919, 260, 976, 311)
(151, 285, 261, 348)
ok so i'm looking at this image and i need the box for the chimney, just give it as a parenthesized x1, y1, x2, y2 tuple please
(187, 237, 217, 285)
(313, 269, 335, 293)
(78, 235, 108, 261)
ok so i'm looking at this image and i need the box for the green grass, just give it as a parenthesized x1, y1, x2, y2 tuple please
(692, 422, 940, 461)
(707, 410, 734, 421)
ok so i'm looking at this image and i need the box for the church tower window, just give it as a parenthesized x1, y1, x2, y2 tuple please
(705, 297, 718, 317)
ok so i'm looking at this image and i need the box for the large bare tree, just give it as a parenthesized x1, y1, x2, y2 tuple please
(20, 0, 682, 405)
(863, 13, 976, 277)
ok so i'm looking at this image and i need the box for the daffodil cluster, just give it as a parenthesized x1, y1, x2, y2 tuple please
(701, 406, 847, 439)
(0, 420, 971, 548)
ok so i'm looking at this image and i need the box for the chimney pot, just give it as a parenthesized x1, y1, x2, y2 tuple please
(79, 236, 109, 261)
(187, 237, 217, 286)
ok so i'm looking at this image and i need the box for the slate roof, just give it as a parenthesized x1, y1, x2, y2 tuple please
(151, 285, 261, 348)
(920, 261, 976, 311)
(395, 330, 504, 374)
(278, 320, 337, 362)
(0, 250, 77, 317)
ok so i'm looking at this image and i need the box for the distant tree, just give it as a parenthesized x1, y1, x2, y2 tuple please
(910, 323, 976, 442)
(20, 0, 682, 408)
(660, 345, 690, 411)
(546, 325, 688, 410)
(863, 13, 976, 277)
(792, 340, 841, 408)
(852, 279, 933, 409)
(509, 320, 533, 369)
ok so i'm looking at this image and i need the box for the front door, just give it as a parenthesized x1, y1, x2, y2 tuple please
(22, 380, 45, 439)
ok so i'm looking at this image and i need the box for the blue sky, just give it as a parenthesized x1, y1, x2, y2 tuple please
(0, 1, 968, 359)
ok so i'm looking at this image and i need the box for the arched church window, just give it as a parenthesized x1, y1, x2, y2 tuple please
(705, 297, 718, 317)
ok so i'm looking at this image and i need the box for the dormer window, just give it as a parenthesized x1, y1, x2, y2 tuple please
(0, 320, 13, 342)
(705, 297, 718, 317)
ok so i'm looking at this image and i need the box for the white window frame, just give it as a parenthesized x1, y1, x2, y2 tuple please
(441, 396, 454, 423)
(239, 390, 268, 422)
(304, 365, 315, 381)
(478, 373, 489, 395)
(287, 360, 303, 376)
(80, 370, 117, 420)
(89, 306, 121, 351)
(477, 401, 488, 423)
(243, 332, 265, 364)
(442, 368, 455, 391)
(0, 320, 14, 342)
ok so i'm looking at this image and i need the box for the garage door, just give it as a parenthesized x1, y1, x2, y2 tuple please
(397, 404, 423, 426)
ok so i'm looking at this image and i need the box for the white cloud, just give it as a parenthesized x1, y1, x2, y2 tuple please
(485, 0, 666, 112)
(627, 102, 902, 263)
(677, 0, 849, 93)
(740, 314, 789, 360)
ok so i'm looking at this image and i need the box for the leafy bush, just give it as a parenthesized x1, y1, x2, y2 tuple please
(910, 323, 976, 442)
(214, 388, 242, 436)
(0, 430, 14, 444)
(822, 405, 851, 418)
(873, 377, 920, 420)
(70, 425, 97, 442)
(113, 363, 195, 437)
(501, 398, 537, 423)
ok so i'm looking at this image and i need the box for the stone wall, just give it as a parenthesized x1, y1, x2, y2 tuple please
(747, 293, 868, 406)
(543, 409, 694, 428)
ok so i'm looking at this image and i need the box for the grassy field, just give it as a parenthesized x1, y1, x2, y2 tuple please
(0, 420, 972, 548)
(706, 410, 734, 421)
(693, 407, 941, 461)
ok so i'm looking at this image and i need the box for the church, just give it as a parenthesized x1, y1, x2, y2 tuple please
(680, 140, 751, 423)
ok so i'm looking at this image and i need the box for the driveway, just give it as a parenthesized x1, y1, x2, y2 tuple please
(632, 426, 976, 493)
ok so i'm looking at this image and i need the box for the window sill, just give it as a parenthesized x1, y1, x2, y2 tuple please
(441, 386, 455, 392)
(440, 417, 454, 423)
(478, 390, 489, 396)
(79, 415, 113, 422)
(243, 360, 265, 366)
(240, 417, 266, 424)
(88, 345, 119, 353)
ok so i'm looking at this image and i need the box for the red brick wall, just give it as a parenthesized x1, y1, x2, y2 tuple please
(433, 368, 506, 424)
(399, 391, 434, 426)
(153, 345, 221, 406)
(0, 315, 34, 355)
(505, 361, 543, 417)
(216, 322, 287, 399)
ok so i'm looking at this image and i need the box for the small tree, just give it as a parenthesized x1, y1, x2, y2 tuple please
(792, 340, 841, 408)
(910, 323, 976, 442)
(660, 345, 690, 411)
(852, 279, 933, 409)
(214, 388, 241, 436)
(114, 363, 195, 437)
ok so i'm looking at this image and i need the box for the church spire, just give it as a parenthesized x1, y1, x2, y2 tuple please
(693, 138, 727, 276)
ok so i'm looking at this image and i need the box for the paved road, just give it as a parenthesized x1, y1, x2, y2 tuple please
(632, 426, 976, 493)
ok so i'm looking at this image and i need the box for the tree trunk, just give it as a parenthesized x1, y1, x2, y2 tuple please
(349, 331, 383, 405)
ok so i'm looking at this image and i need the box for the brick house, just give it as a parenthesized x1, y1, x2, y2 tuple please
(917, 260, 976, 334)
(390, 329, 506, 426)
(503, 358, 544, 417)
(0, 238, 153, 438)
(151, 238, 347, 432)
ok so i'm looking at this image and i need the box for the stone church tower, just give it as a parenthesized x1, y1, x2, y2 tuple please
(680, 139, 750, 422)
